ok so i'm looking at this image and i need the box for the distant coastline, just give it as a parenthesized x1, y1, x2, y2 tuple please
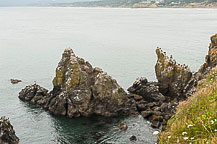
(1, 2, 217, 8)
(49, 2, 217, 9)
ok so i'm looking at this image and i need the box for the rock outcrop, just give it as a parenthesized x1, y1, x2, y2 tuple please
(128, 34, 217, 129)
(155, 48, 192, 98)
(199, 34, 217, 74)
(128, 47, 197, 128)
(128, 77, 177, 128)
(128, 77, 165, 103)
(19, 48, 137, 118)
(19, 84, 49, 106)
(0, 117, 19, 144)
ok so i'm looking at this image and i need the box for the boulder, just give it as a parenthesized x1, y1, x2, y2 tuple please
(19, 48, 137, 118)
(155, 47, 192, 97)
(118, 122, 128, 131)
(151, 120, 161, 128)
(0, 117, 19, 144)
(130, 135, 137, 141)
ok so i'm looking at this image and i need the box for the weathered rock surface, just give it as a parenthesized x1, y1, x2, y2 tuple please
(199, 34, 217, 74)
(155, 48, 192, 98)
(0, 117, 19, 144)
(19, 84, 48, 106)
(128, 77, 177, 128)
(128, 77, 165, 102)
(19, 48, 137, 118)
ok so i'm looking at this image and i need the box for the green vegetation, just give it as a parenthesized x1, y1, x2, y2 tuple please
(159, 66, 217, 143)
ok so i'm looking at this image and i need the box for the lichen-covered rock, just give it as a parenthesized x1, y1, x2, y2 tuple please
(50, 48, 137, 117)
(0, 117, 19, 144)
(19, 48, 137, 118)
(155, 47, 192, 97)
(199, 34, 217, 74)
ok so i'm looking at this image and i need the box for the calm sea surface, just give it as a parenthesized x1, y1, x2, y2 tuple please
(0, 7, 216, 144)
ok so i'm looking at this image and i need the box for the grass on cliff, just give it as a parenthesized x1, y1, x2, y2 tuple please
(159, 66, 217, 144)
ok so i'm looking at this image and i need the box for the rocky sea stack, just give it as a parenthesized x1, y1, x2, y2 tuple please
(128, 34, 217, 128)
(19, 48, 137, 118)
(0, 117, 19, 144)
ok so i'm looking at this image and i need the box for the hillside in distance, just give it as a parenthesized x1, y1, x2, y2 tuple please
(0, 0, 94, 6)
(53, 0, 217, 8)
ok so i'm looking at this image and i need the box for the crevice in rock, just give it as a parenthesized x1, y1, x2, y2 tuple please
(64, 102, 68, 117)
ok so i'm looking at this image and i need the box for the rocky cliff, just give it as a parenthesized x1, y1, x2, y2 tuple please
(0, 117, 19, 144)
(199, 34, 217, 74)
(19, 48, 137, 118)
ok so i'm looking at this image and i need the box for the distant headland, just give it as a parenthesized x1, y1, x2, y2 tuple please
(50, 0, 217, 8)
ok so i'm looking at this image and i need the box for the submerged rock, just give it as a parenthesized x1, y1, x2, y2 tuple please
(19, 48, 137, 118)
(10, 79, 22, 84)
(155, 47, 192, 98)
(0, 117, 19, 144)
(118, 122, 128, 131)
(130, 135, 137, 141)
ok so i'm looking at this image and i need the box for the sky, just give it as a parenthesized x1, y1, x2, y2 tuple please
(0, 0, 94, 6)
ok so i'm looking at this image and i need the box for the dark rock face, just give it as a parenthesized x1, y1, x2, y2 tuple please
(128, 77, 165, 102)
(19, 48, 137, 118)
(128, 77, 177, 128)
(155, 48, 192, 98)
(0, 117, 19, 144)
(19, 84, 48, 106)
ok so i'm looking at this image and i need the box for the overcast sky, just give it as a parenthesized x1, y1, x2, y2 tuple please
(0, 0, 95, 6)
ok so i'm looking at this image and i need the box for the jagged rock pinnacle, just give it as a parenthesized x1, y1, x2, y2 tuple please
(155, 47, 192, 97)
(19, 48, 138, 118)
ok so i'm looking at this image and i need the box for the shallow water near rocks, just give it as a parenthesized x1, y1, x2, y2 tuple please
(0, 7, 217, 144)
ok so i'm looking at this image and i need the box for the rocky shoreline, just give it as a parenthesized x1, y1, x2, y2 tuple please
(128, 34, 217, 129)
(14, 34, 217, 143)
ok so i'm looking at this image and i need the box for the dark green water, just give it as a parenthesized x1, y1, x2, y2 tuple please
(0, 7, 217, 144)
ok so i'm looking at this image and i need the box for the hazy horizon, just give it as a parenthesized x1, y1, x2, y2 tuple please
(0, 0, 96, 6)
